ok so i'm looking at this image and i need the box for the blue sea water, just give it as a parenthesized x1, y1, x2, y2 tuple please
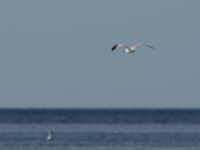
(0, 109, 200, 150)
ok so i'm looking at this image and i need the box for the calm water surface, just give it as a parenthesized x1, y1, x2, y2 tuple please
(0, 109, 200, 150)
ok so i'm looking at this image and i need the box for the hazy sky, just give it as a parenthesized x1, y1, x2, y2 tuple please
(0, 0, 200, 108)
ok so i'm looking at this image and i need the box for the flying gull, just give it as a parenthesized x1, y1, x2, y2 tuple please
(111, 42, 154, 54)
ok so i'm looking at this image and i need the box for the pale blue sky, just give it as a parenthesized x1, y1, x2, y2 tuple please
(0, 0, 200, 108)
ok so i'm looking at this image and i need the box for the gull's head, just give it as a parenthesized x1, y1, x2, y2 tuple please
(48, 130, 53, 135)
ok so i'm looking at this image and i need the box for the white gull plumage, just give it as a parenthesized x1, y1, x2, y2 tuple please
(111, 42, 154, 54)
(47, 130, 54, 141)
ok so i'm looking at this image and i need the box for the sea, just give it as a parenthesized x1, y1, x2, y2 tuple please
(0, 109, 200, 150)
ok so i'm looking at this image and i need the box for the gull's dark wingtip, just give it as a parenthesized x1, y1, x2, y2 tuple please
(111, 44, 118, 51)
(145, 44, 155, 49)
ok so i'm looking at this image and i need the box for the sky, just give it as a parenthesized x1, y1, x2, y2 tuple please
(0, 0, 200, 108)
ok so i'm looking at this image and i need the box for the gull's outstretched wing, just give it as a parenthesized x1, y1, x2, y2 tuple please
(111, 44, 128, 51)
(130, 43, 141, 50)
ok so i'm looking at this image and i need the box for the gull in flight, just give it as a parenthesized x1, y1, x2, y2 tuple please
(111, 42, 154, 54)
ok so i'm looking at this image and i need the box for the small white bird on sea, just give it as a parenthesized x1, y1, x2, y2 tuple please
(47, 130, 54, 141)
(111, 42, 154, 54)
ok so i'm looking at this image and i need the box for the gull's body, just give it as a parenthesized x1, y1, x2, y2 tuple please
(111, 42, 154, 54)
(47, 130, 54, 141)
